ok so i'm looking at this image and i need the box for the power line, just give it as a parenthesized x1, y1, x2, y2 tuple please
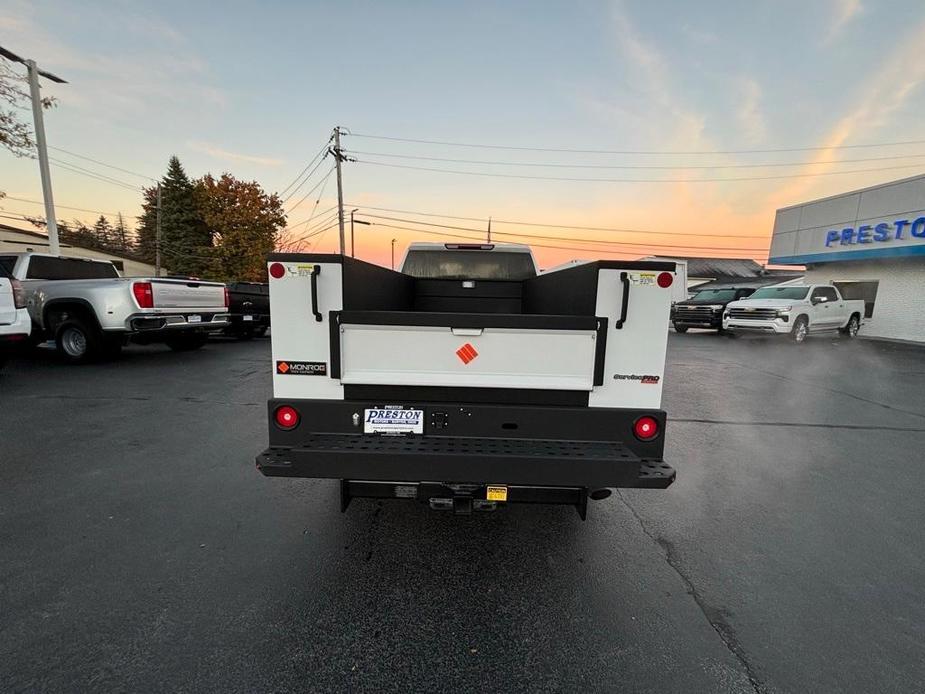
(282, 150, 331, 203)
(348, 149, 925, 171)
(286, 204, 338, 231)
(359, 216, 768, 252)
(286, 166, 335, 214)
(347, 203, 768, 239)
(365, 221, 768, 258)
(347, 131, 925, 156)
(50, 158, 143, 192)
(47, 145, 155, 181)
(3, 195, 123, 216)
(279, 139, 332, 198)
(355, 159, 925, 184)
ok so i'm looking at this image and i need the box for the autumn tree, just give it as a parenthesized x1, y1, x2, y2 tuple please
(194, 173, 285, 282)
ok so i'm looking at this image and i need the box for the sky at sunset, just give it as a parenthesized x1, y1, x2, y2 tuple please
(3, 0, 925, 269)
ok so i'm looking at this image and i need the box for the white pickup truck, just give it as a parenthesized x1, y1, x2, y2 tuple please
(0, 263, 31, 372)
(723, 284, 865, 343)
(256, 242, 678, 518)
(0, 252, 230, 363)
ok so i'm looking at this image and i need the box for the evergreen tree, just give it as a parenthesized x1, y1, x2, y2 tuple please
(92, 215, 113, 251)
(159, 156, 211, 276)
(113, 213, 131, 253)
(135, 185, 158, 264)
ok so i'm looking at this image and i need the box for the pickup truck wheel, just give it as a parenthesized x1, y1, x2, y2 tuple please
(673, 324, 688, 333)
(841, 315, 861, 337)
(791, 316, 809, 344)
(55, 318, 101, 363)
(254, 325, 268, 337)
(165, 332, 208, 351)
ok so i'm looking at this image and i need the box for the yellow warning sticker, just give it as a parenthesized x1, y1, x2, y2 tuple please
(486, 485, 508, 502)
(295, 263, 315, 277)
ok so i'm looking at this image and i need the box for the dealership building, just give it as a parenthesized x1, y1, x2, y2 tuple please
(769, 174, 925, 343)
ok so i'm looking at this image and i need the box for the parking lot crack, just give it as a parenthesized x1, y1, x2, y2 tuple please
(616, 490, 766, 694)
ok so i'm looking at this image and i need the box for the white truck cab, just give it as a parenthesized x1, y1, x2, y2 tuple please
(723, 284, 865, 343)
(256, 242, 678, 518)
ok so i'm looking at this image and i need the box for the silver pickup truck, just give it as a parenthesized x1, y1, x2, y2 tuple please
(0, 252, 229, 363)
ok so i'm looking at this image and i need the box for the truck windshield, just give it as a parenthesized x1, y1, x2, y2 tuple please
(402, 250, 536, 280)
(749, 286, 810, 300)
(690, 289, 737, 302)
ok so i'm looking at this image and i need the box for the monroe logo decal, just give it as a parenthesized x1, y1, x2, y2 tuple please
(613, 373, 660, 384)
(276, 360, 327, 376)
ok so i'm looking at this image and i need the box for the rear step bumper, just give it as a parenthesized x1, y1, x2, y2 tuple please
(256, 433, 675, 490)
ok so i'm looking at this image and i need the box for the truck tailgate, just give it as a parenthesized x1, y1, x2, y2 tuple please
(151, 279, 225, 309)
(335, 311, 605, 391)
(0, 278, 16, 325)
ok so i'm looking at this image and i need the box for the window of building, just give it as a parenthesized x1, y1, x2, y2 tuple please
(834, 281, 879, 318)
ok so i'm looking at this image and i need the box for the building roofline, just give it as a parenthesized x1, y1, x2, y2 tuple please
(776, 172, 925, 212)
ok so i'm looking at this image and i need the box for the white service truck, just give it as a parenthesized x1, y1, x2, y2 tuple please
(256, 242, 678, 518)
(723, 284, 865, 343)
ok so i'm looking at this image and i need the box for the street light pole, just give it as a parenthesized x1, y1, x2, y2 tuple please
(0, 46, 67, 256)
(349, 209, 370, 259)
(391, 238, 397, 270)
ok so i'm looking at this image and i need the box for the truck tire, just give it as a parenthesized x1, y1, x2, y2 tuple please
(673, 324, 688, 333)
(791, 316, 809, 344)
(840, 314, 861, 338)
(101, 334, 124, 358)
(165, 332, 208, 352)
(55, 317, 102, 364)
(254, 325, 268, 337)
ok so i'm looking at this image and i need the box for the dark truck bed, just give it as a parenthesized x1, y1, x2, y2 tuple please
(225, 282, 269, 337)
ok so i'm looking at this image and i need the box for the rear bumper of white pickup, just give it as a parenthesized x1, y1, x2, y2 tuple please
(123, 312, 230, 332)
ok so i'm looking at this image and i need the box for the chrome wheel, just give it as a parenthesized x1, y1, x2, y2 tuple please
(60, 327, 87, 357)
(848, 317, 860, 337)
(793, 319, 808, 343)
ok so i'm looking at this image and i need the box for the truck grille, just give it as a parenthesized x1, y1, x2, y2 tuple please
(728, 308, 778, 320)
(674, 306, 716, 319)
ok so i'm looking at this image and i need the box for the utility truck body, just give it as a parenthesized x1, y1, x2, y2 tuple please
(256, 243, 677, 517)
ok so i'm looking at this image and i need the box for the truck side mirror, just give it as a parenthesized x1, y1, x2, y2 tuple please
(811, 296, 825, 305)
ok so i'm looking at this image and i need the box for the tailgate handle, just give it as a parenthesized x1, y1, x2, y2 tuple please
(310, 265, 322, 322)
(615, 271, 630, 329)
(451, 327, 483, 336)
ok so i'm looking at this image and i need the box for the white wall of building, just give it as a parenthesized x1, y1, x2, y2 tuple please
(804, 257, 924, 343)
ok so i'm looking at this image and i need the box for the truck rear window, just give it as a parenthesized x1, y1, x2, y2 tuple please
(26, 256, 120, 280)
(0, 256, 16, 276)
(402, 250, 536, 280)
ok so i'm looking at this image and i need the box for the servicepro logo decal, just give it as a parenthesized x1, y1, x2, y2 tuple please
(613, 373, 660, 385)
(276, 360, 327, 376)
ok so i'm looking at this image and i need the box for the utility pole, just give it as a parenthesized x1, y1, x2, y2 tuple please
(0, 47, 67, 256)
(350, 208, 370, 258)
(333, 126, 346, 255)
(391, 238, 397, 270)
(487, 216, 492, 243)
(155, 183, 162, 277)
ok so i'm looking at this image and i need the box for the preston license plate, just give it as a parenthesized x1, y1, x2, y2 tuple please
(187, 315, 202, 324)
(242, 315, 254, 321)
(363, 408, 424, 434)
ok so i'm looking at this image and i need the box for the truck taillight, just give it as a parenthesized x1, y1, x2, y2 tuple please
(274, 405, 299, 430)
(223, 286, 230, 308)
(132, 281, 154, 308)
(657, 272, 674, 288)
(633, 416, 659, 441)
(11, 279, 26, 309)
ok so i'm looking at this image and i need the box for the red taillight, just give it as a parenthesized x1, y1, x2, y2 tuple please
(269, 262, 286, 279)
(132, 281, 154, 308)
(657, 272, 674, 288)
(223, 286, 230, 308)
(634, 416, 659, 441)
(274, 405, 299, 430)
(11, 279, 26, 309)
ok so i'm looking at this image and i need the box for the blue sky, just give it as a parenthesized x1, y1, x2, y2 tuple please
(3, 0, 925, 266)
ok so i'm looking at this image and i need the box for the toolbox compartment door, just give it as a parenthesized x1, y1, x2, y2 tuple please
(335, 311, 605, 391)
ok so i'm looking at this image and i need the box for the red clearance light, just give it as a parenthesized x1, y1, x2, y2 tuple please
(657, 272, 674, 288)
(132, 281, 154, 308)
(223, 286, 230, 308)
(269, 262, 286, 279)
(634, 416, 659, 441)
(274, 405, 299, 430)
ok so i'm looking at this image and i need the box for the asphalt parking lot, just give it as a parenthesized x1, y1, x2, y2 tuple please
(2, 333, 924, 693)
